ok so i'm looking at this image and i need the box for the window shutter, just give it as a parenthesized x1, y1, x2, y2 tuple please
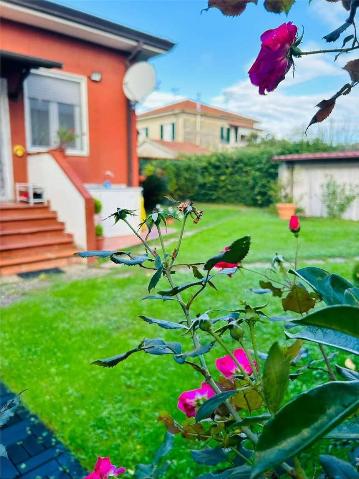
(172, 123, 175, 141)
(160, 125, 163, 140)
(220, 127, 224, 141)
(226, 128, 230, 143)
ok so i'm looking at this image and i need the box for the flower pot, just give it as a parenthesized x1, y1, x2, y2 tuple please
(276, 203, 296, 220)
(96, 236, 105, 250)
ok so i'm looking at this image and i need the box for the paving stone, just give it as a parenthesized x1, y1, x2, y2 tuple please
(0, 383, 86, 479)
(0, 456, 19, 479)
(7, 443, 30, 464)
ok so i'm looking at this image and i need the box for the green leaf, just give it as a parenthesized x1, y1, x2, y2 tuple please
(320, 455, 359, 479)
(196, 390, 237, 422)
(326, 418, 359, 440)
(204, 236, 250, 271)
(153, 432, 174, 464)
(191, 447, 228, 466)
(0, 444, 7, 458)
(282, 285, 316, 313)
(336, 364, 359, 380)
(139, 315, 186, 330)
(292, 305, 359, 338)
(158, 279, 204, 296)
(92, 347, 140, 368)
(75, 250, 117, 258)
(251, 381, 359, 477)
(174, 342, 215, 364)
(142, 295, 177, 302)
(192, 265, 204, 279)
(198, 465, 252, 479)
(148, 268, 163, 292)
(259, 281, 282, 297)
(111, 253, 149, 266)
(0, 394, 21, 427)
(263, 342, 290, 413)
(142, 338, 182, 356)
(264, 0, 295, 14)
(293, 268, 353, 305)
(286, 326, 359, 355)
(345, 288, 359, 305)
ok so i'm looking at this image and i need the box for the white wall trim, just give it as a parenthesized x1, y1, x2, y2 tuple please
(0, 77, 14, 201)
(23, 68, 90, 157)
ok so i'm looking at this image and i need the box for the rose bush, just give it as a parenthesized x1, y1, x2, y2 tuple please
(78, 203, 359, 478)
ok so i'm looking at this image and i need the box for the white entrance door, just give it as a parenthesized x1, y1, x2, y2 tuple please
(0, 78, 14, 201)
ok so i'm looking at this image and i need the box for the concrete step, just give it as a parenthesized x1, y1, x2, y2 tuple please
(0, 230, 69, 248)
(0, 245, 77, 268)
(0, 255, 78, 276)
(0, 238, 75, 261)
(0, 217, 61, 232)
(0, 223, 65, 236)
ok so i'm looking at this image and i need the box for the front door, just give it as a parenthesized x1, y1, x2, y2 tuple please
(0, 78, 14, 201)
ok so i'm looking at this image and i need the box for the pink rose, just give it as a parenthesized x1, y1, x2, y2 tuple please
(84, 457, 126, 479)
(178, 382, 216, 417)
(215, 348, 253, 378)
(249, 22, 298, 95)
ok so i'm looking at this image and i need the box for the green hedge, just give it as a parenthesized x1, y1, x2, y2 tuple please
(142, 139, 337, 207)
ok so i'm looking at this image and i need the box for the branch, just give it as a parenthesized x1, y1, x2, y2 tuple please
(323, 0, 358, 43)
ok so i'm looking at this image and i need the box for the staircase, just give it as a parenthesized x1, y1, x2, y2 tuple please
(0, 203, 78, 276)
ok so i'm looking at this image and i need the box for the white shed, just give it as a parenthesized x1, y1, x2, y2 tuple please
(273, 151, 359, 221)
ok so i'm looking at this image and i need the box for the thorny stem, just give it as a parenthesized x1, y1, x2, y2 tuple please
(299, 45, 359, 55)
(248, 322, 261, 377)
(123, 218, 155, 257)
(241, 267, 287, 287)
(130, 214, 295, 476)
(318, 344, 336, 380)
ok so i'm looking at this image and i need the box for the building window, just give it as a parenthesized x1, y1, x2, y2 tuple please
(139, 127, 149, 140)
(160, 123, 175, 141)
(220, 126, 230, 144)
(24, 70, 88, 155)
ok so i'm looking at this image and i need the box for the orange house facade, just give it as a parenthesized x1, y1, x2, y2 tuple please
(0, 0, 173, 274)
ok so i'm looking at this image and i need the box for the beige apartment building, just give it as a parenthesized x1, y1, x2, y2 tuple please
(137, 100, 260, 159)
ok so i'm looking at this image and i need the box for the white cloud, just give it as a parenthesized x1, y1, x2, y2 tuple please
(211, 79, 359, 142)
(137, 90, 185, 112)
(310, 0, 348, 29)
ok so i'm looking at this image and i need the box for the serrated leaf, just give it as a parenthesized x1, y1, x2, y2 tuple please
(142, 295, 177, 301)
(92, 347, 140, 367)
(343, 59, 359, 82)
(282, 285, 316, 313)
(326, 418, 359, 440)
(263, 342, 290, 413)
(0, 395, 21, 427)
(251, 381, 359, 477)
(158, 279, 204, 296)
(0, 444, 7, 458)
(264, 0, 295, 13)
(345, 288, 359, 305)
(143, 338, 182, 355)
(192, 265, 204, 279)
(153, 432, 174, 464)
(306, 98, 336, 132)
(111, 253, 149, 266)
(75, 250, 117, 258)
(191, 447, 228, 466)
(174, 342, 215, 364)
(204, 236, 250, 271)
(259, 280, 282, 297)
(139, 315, 186, 330)
(148, 268, 163, 292)
(198, 465, 252, 479)
(292, 305, 359, 338)
(336, 364, 359, 380)
(196, 390, 237, 422)
(286, 326, 359, 355)
(207, 0, 257, 17)
(232, 388, 263, 412)
(320, 454, 359, 479)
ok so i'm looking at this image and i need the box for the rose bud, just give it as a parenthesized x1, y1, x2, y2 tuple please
(289, 215, 300, 234)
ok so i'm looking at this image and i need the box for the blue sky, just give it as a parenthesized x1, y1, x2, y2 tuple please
(55, 0, 358, 142)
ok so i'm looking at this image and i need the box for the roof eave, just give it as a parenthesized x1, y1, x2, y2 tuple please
(1, 0, 175, 59)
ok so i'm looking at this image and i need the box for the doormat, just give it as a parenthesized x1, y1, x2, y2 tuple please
(17, 268, 64, 279)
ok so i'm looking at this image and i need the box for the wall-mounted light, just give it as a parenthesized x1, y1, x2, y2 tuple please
(90, 72, 102, 82)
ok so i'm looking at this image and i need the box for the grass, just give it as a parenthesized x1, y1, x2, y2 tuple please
(0, 205, 358, 475)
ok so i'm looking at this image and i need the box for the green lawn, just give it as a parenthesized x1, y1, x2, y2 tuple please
(0, 205, 358, 476)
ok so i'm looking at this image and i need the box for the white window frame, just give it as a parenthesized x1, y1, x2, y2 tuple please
(24, 68, 89, 157)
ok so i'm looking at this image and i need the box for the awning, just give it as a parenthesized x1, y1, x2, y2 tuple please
(0, 50, 63, 98)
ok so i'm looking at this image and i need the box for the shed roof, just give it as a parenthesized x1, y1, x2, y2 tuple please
(273, 151, 359, 162)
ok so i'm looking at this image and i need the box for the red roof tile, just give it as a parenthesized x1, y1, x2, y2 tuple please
(138, 100, 257, 128)
(273, 151, 359, 162)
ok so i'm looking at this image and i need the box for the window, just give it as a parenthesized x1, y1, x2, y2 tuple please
(25, 71, 88, 155)
(220, 126, 230, 144)
(139, 127, 149, 140)
(160, 123, 175, 141)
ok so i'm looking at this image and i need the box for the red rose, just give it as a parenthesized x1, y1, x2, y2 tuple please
(289, 215, 300, 234)
(214, 246, 239, 270)
(249, 22, 297, 95)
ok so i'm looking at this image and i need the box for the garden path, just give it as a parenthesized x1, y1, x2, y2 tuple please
(0, 384, 86, 479)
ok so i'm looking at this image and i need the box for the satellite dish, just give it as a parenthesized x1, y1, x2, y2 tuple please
(123, 62, 156, 104)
